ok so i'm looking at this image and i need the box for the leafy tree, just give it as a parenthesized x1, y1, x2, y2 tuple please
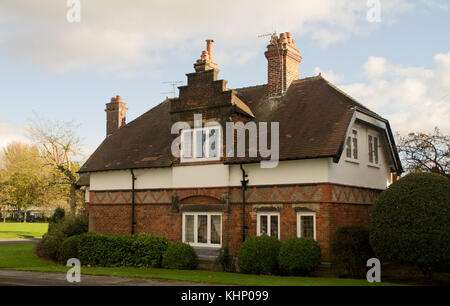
(397, 127, 449, 177)
(28, 114, 84, 214)
(0, 142, 47, 222)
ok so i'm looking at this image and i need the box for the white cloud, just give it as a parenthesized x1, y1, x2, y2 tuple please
(0, 123, 28, 150)
(340, 51, 450, 135)
(0, 0, 416, 73)
(313, 67, 343, 84)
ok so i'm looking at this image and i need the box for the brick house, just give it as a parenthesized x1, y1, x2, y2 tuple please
(79, 32, 402, 262)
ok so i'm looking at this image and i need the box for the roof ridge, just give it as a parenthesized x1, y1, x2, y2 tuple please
(233, 83, 267, 91)
(320, 77, 377, 114)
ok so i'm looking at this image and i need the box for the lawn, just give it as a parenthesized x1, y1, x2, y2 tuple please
(0, 223, 48, 238)
(0, 243, 397, 286)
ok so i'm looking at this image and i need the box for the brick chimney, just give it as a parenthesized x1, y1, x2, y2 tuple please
(194, 39, 218, 72)
(105, 95, 127, 137)
(265, 32, 302, 97)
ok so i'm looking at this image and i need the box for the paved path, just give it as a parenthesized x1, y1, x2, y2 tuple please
(0, 270, 219, 286)
(0, 238, 41, 245)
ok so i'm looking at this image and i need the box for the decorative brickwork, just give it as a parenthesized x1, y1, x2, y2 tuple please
(87, 183, 380, 261)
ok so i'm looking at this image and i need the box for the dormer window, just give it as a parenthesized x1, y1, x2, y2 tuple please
(346, 129, 358, 161)
(181, 126, 221, 162)
(368, 134, 379, 166)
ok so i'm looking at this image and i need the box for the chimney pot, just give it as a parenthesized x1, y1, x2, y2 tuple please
(106, 95, 127, 137)
(206, 39, 214, 61)
(265, 31, 302, 97)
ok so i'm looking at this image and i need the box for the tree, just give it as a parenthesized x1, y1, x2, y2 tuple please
(0, 142, 47, 222)
(397, 127, 449, 177)
(27, 115, 83, 215)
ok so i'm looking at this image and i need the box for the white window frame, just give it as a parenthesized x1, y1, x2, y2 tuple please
(182, 212, 222, 248)
(256, 212, 280, 240)
(368, 133, 380, 167)
(180, 126, 221, 163)
(297, 212, 316, 240)
(345, 129, 359, 163)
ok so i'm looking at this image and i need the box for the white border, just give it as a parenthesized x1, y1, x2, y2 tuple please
(256, 212, 280, 240)
(182, 212, 222, 248)
(296, 212, 316, 240)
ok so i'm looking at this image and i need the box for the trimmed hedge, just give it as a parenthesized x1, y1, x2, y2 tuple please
(58, 235, 82, 263)
(78, 233, 170, 267)
(237, 235, 282, 275)
(278, 238, 321, 275)
(370, 172, 450, 278)
(330, 226, 374, 277)
(162, 242, 198, 270)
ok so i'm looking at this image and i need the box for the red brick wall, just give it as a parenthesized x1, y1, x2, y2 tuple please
(87, 183, 379, 262)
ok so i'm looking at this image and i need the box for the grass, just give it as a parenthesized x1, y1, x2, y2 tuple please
(0, 243, 398, 286)
(0, 223, 48, 238)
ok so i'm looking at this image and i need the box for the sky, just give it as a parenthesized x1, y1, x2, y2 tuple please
(0, 0, 449, 161)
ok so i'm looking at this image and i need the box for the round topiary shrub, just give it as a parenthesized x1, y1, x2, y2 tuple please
(162, 242, 198, 270)
(330, 226, 374, 277)
(278, 237, 321, 275)
(58, 235, 82, 264)
(237, 235, 282, 275)
(370, 172, 450, 278)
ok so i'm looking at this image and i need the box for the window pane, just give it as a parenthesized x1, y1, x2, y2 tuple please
(195, 130, 204, 158)
(197, 215, 207, 243)
(374, 137, 379, 164)
(368, 135, 373, 163)
(210, 215, 221, 244)
(346, 137, 352, 158)
(182, 131, 192, 158)
(301, 216, 314, 238)
(209, 128, 218, 158)
(260, 215, 268, 235)
(184, 215, 194, 243)
(352, 137, 358, 159)
(270, 215, 278, 238)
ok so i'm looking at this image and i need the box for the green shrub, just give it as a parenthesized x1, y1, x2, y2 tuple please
(48, 207, 65, 230)
(58, 235, 82, 264)
(370, 172, 450, 279)
(237, 235, 282, 275)
(278, 237, 321, 275)
(330, 226, 374, 277)
(78, 233, 171, 267)
(34, 214, 88, 261)
(162, 242, 198, 270)
(215, 245, 235, 272)
(35, 230, 66, 260)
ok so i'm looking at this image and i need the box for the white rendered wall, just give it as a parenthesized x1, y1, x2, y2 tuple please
(229, 159, 329, 186)
(328, 121, 392, 189)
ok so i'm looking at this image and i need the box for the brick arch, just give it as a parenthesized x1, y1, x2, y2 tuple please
(180, 195, 222, 205)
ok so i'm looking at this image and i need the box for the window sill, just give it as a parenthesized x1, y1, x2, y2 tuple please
(345, 159, 360, 165)
(368, 163, 380, 169)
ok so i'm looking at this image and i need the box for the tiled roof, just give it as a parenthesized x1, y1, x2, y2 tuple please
(79, 75, 400, 173)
